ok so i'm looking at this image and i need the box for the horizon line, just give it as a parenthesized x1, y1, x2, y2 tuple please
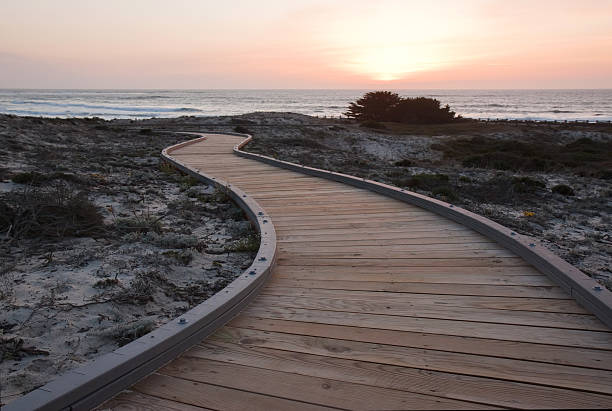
(2, 87, 612, 91)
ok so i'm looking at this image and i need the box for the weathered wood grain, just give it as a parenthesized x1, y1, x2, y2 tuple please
(114, 133, 612, 410)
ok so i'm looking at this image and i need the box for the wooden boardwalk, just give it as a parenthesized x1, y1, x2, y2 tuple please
(104, 134, 612, 410)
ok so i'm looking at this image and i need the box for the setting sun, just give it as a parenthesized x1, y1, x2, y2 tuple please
(342, 46, 445, 81)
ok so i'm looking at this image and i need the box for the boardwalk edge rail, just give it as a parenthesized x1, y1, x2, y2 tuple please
(5, 133, 277, 411)
(233, 133, 612, 330)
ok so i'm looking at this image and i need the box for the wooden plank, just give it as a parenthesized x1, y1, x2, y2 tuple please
(172, 155, 249, 160)
(273, 264, 542, 276)
(257, 191, 405, 200)
(267, 209, 432, 219)
(272, 215, 460, 225)
(160, 356, 490, 410)
(242, 305, 612, 349)
(227, 316, 612, 370)
(252, 188, 366, 198)
(192, 340, 612, 409)
(187, 168, 299, 177)
(260, 286, 585, 313)
(276, 249, 518, 259)
(229, 177, 347, 188)
(271, 266, 551, 286)
(249, 189, 401, 198)
(251, 187, 372, 197)
(278, 236, 494, 246)
(174, 154, 261, 160)
(171, 155, 242, 161)
(275, 226, 475, 236)
(259, 197, 401, 206)
(186, 162, 290, 168)
(215, 172, 315, 180)
(274, 271, 550, 286)
(223, 180, 346, 189)
(229, 178, 317, 186)
(271, 211, 445, 222)
(258, 195, 408, 206)
(277, 257, 532, 268)
(278, 242, 513, 253)
(261, 204, 422, 214)
(271, 211, 436, 222)
(232, 183, 350, 193)
(273, 220, 473, 231)
(133, 373, 334, 411)
(263, 204, 415, 213)
(277, 231, 490, 243)
(99, 391, 210, 410)
(212, 327, 612, 394)
(189, 166, 291, 173)
(273, 218, 466, 228)
(222, 174, 313, 182)
(250, 294, 606, 331)
(186, 165, 276, 172)
(266, 277, 570, 299)
(171, 149, 238, 154)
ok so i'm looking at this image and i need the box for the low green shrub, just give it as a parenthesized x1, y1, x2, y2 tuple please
(1, 183, 104, 240)
(162, 250, 193, 265)
(114, 210, 164, 235)
(179, 175, 200, 191)
(405, 173, 449, 189)
(432, 186, 457, 200)
(94, 319, 156, 346)
(11, 171, 46, 184)
(394, 159, 413, 167)
(94, 278, 120, 288)
(225, 233, 260, 252)
(234, 125, 252, 134)
(511, 176, 546, 193)
(552, 184, 575, 196)
(360, 120, 386, 129)
(434, 136, 612, 176)
(11, 171, 87, 186)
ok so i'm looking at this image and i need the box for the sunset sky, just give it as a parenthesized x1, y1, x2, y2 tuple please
(1, 0, 611, 89)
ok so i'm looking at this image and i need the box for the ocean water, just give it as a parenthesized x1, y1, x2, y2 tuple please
(1, 89, 611, 121)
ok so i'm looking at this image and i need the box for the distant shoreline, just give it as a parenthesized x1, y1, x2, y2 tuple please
(2, 89, 611, 121)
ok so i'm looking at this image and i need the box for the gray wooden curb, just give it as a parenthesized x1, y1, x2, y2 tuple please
(4, 133, 277, 411)
(233, 133, 612, 330)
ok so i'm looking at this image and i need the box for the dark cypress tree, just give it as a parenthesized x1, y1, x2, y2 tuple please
(391, 97, 456, 124)
(344, 91, 402, 121)
(346, 91, 457, 124)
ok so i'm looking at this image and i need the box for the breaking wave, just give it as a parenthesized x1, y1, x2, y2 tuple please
(10, 100, 202, 113)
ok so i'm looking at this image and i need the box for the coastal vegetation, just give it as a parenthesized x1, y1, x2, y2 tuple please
(1, 182, 104, 241)
(432, 136, 612, 178)
(345, 91, 458, 124)
(0, 115, 258, 403)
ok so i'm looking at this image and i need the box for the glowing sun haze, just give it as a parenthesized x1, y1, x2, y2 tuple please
(1, 0, 611, 88)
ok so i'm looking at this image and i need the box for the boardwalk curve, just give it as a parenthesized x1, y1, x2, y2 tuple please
(11, 132, 612, 410)
(101, 132, 612, 410)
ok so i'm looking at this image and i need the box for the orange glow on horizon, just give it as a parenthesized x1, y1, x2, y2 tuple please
(1, 0, 611, 88)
